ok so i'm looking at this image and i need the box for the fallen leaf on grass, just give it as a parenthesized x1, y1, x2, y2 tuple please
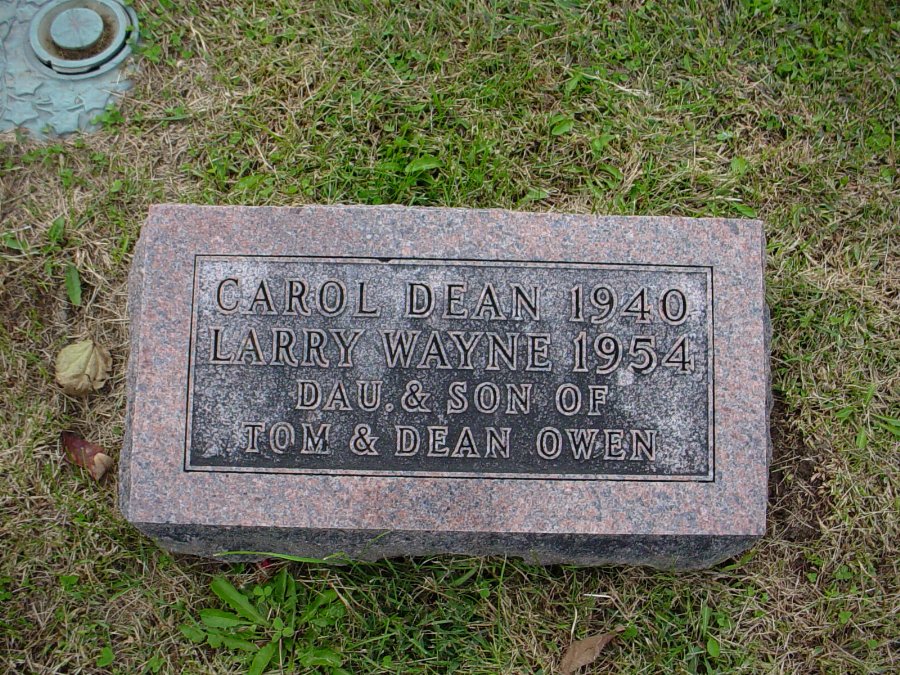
(559, 627, 623, 674)
(55, 340, 111, 395)
(61, 432, 114, 481)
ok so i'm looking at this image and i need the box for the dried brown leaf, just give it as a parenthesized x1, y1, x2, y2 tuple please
(61, 431, 114, 481)
(559, 627, 623, 674)
(55, 340, 111, 396)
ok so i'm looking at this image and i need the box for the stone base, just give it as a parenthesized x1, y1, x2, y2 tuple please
(133, 522, 758, 571)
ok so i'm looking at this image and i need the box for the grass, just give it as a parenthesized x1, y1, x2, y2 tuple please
(1, 0, 897, 672)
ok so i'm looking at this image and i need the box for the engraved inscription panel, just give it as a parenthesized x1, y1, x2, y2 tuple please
(185, 256, 714, 481)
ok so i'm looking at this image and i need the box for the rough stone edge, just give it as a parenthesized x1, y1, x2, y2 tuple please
(762, 224, 774, 471)
(753, 218, 773, 526)
(148, 202, 766, 233)
(133, 522, 760, 572)
(118, 224, 148, 520)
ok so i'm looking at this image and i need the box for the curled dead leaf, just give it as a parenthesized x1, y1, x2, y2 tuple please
(61, 432, 114, 481)
(559, 627, 623, 674)
(55, 340, 111, 396)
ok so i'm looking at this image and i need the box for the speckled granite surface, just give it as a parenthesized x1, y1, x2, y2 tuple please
(121, 205, 770, 570)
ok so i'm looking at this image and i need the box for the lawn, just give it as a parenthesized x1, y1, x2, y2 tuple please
(1, 0, 897, 672)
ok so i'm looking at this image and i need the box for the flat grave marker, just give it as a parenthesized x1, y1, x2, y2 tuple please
(121, 205, 770, 569)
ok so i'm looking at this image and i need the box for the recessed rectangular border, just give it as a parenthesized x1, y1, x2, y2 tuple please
(183, 255, 715, 482)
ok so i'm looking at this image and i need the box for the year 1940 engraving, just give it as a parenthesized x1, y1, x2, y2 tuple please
(184, 256, 714, 481)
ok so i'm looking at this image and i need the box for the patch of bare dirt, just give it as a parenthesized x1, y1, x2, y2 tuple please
(768, 397, 830, 543)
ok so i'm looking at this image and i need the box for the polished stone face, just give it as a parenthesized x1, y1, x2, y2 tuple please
(121, 205, 770, 570)
(186, 256, 713, 481)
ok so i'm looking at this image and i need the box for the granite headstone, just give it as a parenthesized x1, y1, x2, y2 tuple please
(120, 205, 770, 570)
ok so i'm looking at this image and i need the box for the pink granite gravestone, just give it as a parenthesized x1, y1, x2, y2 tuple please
(120, 205, 769, 569)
